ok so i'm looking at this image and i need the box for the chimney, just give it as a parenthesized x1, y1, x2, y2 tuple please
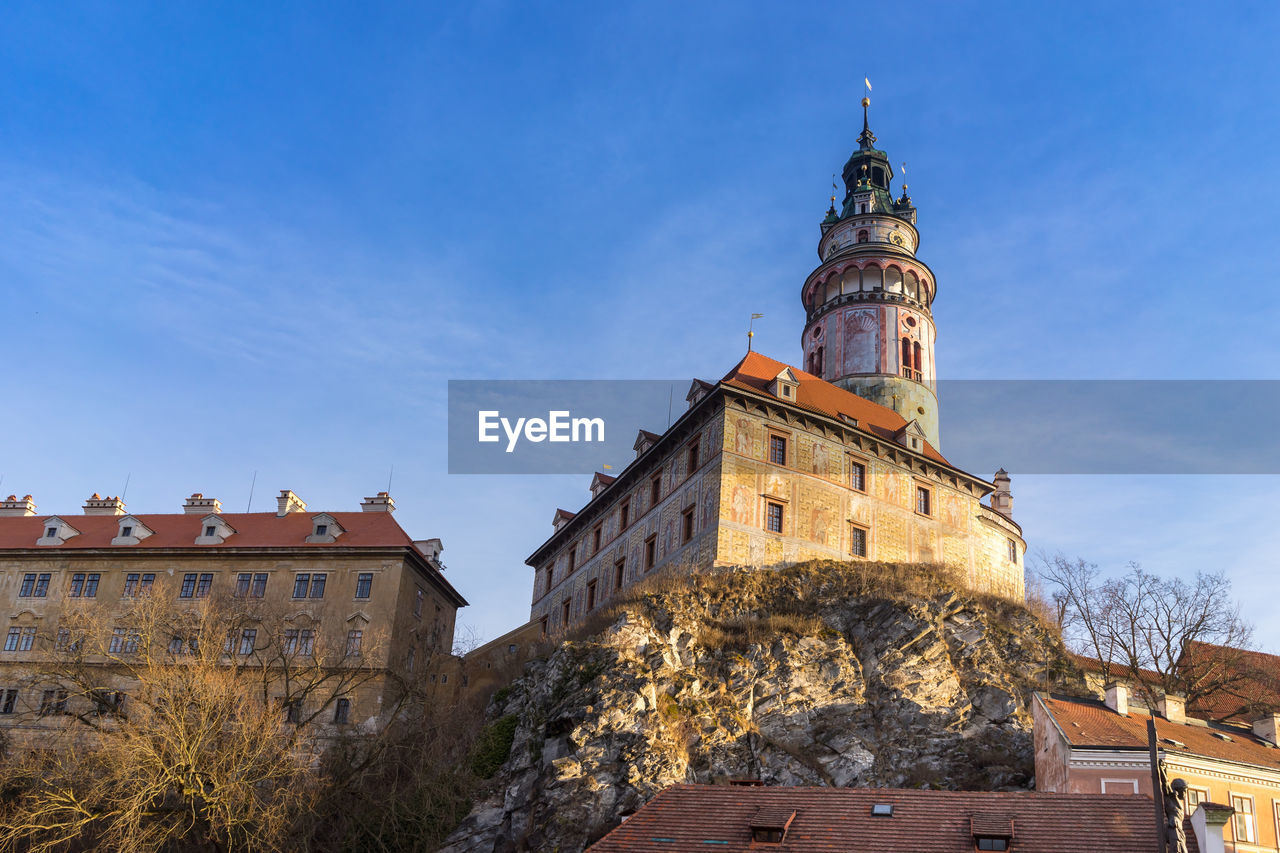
(1190, 802, 1234, 853)
(0, 494, 36, 517)
(1252, 713, 1280, 745)
(1105, 682, 1129, 716)
(82, 493, 126, 515)
(990, 469, 1014, 517)
(1158, 693, 1186, 724)
(276, 490, 307, 516)
(183, 493, 223, 515)
(360, 492, 396, 513)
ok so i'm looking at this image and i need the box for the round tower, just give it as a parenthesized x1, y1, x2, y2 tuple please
(800, 97, 941, 448)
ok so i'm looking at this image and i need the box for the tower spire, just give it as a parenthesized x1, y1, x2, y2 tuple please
(858, 81, 876, 150)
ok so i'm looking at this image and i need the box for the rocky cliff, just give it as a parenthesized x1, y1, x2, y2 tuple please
(441, 561, 1079, 852)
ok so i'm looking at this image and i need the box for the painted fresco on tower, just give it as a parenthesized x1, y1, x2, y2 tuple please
(843, 308, 879, 374)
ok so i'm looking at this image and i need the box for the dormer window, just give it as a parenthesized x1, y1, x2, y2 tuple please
(37, 517, 79, 546)
(112, 516, 153, 546)
(971, 815, 1014, 851)
(748, 808, 795, 844)
(305, 513, 344, 543)
(196, 514, 235, 545)
(768, 368, 799, 401)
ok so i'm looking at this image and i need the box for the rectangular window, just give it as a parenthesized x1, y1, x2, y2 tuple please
(310, 573, 326, 598)
(681, 505, 695, 543)
(236, 573, 252, 597)
(45, 527, 57, 539)
(179, 573, 198, 598)
(586, 579, 597, 611)
(251, 573, 267, 598)
(614, 558, 625, 590)
(915, 486, 931, 516)
(123, 573, 139, 597)
(283, 629, 299, 655)
(69, 573, 85, 597)
(414, 588, 425, 618)
(567, 547, 577, 573)
(644, 535, 657, 571)
(26, 573, 51, 598)
(687, 438, 700, 475)
(766, 502, 784, 533)
(299, 629, 314, 656)
(238, 629, 257, 655)
(850, 459, 867, 492)
(355, 573, 373, 599)
(1007, 538, 1018, 563)
(333, 697, 351, 725)
(561, 599, 571, 626)
(195, 573, 213, 598)
(54, 628, 71, 651)
(204, 525, 217, 537)
(4, 628, 21, 652)
(650, 475, 661, 507)
(620, 500, 630, 530)
(346, 630, 363, 657)
(17, 627, 36, 652)
(293, 573, 310, 599)
(592, 526, 602, 554)
(0, 689, 17, 714)
(546, 565, 555, 594)
(168, 635, 185, 656)
(1233, 795, 1256, 843)
(850, 525, 868, 558)
(769, 435, 787, 466)
(120, 525, 133, 537)
(19, 574, 36, 597)
(315, 523, 328, 536)
(539, 616, 549, 637)
(284, 699, 302, 724)
(39, 688, 67, 716)
(84, 573, 100, 597)
(1186, 788, 1208, 811)
(108, 628, 138, 655)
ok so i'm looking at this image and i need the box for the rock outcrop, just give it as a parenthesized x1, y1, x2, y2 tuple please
(441, 561, 1078, 852)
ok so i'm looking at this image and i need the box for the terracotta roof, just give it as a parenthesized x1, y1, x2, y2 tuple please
(588, 784, 1158, 852)
(721, 352, 951, 466)
(1039, 694, 1280, 771)
(0, 511, 414, 550)
(1181, 642, 1280, 723)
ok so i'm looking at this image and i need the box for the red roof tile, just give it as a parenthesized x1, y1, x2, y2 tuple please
(588, 784, 1158, 852)
(1181, 642, 1280, 723)
(0, 511, 414, 550)
(721, 352, 952, 466)
(1040, 694, 1280, 771)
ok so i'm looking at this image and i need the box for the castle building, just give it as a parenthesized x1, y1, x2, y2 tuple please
(522, 102, 1026, 637)
(0, 489, 466, 735)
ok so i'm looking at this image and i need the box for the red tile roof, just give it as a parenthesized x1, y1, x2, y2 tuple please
(1181, 643, 1280, 723)
(0, 511, 414, 550)
(1039, 694, 1280, 771)
(588, 784, 1158, 852)
(721, 352, 951, 466)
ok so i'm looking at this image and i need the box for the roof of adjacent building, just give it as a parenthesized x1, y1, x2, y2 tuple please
(1182, 642, 1280, 723)
(1038, 693, 1280, 772)
(587, 784, 1159, 852)
(0, 510, 415, 550)
(721, 351, 950, 465)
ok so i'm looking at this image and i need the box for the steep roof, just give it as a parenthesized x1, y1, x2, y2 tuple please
(1181, 642, 1280, 723)
(721, 351, 950, 465)
(1039, 693, 1280, 772)
(0, 511, 414, 550)
(588, 784, 1158, 852)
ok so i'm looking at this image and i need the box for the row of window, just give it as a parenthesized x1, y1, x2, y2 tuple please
(547, 433, 705, 596)
(763, 433, 870, 494)
(11, 571, 374, 601)
(10, 623, 365, 658)
(0, 685, 354, 725)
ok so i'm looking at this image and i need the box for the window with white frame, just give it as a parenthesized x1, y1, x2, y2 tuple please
(1232, 794, 1256, 843)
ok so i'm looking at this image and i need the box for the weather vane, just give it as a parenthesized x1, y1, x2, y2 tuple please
(748, 313, 764, 352)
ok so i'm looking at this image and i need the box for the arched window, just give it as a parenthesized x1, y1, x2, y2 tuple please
(862, 266, 882, 291)
(902, 336, 912, 369)
(913, 341, 922, 375)
(857, 229, 869, 243)
(859, 204, 867, 214)
(815, 346, 824, 376)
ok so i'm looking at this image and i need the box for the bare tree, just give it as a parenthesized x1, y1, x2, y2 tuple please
(1038, 554, 1256, 714)
(0, 591, 392, 852)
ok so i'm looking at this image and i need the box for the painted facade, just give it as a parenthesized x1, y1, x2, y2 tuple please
(525, 100, 1026, 635)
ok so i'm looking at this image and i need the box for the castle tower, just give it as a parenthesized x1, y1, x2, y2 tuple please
(800, 97, 941, 448)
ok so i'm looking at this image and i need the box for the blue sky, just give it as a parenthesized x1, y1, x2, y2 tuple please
(2, 2, 1278, 650)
